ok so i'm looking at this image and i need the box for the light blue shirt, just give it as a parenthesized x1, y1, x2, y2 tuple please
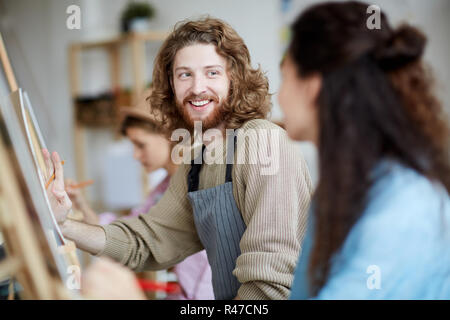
(290, 160, 450, 299)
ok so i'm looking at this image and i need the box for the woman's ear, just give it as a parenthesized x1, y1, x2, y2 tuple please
(307, 73, 322, 109)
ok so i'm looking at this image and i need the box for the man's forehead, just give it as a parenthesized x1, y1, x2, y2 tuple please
(173, 43, 227, 70)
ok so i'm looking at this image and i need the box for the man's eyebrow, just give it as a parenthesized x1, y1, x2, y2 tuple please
(174, 65, 225, 72)
(174, 66, 191, 72)
(204, 65, 224, 69)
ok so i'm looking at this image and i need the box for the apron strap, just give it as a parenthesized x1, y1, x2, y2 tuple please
(187, 145, 205, 192)
(187, 132, 237, 191)
(225, 134, 237, 183)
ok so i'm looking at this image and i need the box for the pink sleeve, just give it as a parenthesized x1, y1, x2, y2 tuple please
(172, 250, 215, 300)
(98, 212, 118, 225)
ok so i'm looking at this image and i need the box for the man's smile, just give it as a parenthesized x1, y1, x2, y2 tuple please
(188, 99, 213, 111)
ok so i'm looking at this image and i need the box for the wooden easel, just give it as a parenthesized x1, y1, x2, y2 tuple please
(0, 136, 71, 299)
(0, 32, 78, 299)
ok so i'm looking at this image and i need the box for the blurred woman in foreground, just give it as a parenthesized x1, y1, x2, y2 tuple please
(278, 1, 450, 299)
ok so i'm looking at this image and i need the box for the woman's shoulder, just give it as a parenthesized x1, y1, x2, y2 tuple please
(330, 161, 450, 298)
(357, 160, 450, 240)
(369, 160, 449, 211)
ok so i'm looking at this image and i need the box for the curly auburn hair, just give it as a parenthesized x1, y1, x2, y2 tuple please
(289, 1, 450, 295)
(149, 17, 272, 133)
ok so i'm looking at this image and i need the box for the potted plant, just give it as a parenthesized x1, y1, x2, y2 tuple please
(120, 1, 156, 33)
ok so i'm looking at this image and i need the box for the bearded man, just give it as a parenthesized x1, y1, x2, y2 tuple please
(47, 18, 313, 300)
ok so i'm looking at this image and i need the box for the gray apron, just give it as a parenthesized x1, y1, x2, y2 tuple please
(187, 135, 246, 300)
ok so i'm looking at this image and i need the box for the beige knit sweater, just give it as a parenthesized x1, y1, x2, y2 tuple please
(99, 119, 313, 299)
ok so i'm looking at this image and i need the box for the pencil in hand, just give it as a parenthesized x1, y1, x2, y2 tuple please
(45, 160, 65, 190)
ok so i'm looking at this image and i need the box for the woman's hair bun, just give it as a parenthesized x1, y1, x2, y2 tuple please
(372, 25, 427, 70)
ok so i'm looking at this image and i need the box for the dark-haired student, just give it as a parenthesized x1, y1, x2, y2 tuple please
(278, 1, 450, 299)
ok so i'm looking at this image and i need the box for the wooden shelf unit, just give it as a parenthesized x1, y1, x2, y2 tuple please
(68, 30, 168, 186)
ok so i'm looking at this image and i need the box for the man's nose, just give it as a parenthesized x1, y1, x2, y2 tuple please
(191, 75, 207, 95)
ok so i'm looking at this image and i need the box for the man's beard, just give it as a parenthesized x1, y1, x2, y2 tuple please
(175, 93, 228, 133)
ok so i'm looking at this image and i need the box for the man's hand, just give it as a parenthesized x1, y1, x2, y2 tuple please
(42, 149, 72, 224)
(81, 257, 146, 300)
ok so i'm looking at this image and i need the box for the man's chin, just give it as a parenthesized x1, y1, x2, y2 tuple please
(177, 101, 225, 132)
(191, 117, 224, 132)
(189, 114, 212, 124)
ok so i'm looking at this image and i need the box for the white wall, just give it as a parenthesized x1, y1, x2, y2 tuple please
(1, 0, 84, 178)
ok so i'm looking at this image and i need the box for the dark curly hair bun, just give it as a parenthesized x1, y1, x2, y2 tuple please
(373, 25, 427, 71)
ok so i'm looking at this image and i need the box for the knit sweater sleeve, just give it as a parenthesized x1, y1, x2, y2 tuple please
(98, 164, 203, 271)
(233, 119, 313, 299)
